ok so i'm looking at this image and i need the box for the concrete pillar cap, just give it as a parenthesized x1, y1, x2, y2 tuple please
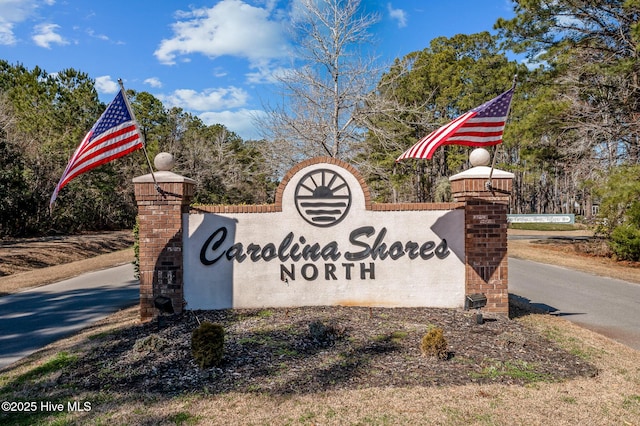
(449, 166, 514, 181)
(450, 148, 514, 181)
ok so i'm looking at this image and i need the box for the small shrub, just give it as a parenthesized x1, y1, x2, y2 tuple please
(609, 224, 640, 261)
(420, 327, 448, 360)
(133, 334, 168, 352)
(309, 320, 345, 345)
(191, 322, 225, 369)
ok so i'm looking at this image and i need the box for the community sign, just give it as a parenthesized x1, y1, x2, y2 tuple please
(183, 159, 465, 310)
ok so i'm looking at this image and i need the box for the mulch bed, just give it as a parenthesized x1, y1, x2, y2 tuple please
(59, 305, 597, 395)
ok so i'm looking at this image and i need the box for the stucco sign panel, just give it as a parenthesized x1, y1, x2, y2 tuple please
(183, 160, 465, 310)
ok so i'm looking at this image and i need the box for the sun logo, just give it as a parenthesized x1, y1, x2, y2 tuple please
(294, 168, 352, 227)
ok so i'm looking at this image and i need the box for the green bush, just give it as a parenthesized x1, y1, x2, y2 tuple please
(420, 327, 448, 360)
(308, 320, 345, 345)
(595, 165, 640, 234)
(133, 334, 169, 353)
(191, 322, 225, 368)
(610, 224, 640, 261)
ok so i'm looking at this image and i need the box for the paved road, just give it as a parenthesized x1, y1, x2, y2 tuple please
(509, 257, 640, 351)
(0, 264, 138, 370)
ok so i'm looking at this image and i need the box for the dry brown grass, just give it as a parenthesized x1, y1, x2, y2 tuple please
(2, 306, 638, 425)
(0, 231, 133, 274)
(0, 248, 134, 295)
(1, 230, 639, 425)
(508, 230, 640, 285)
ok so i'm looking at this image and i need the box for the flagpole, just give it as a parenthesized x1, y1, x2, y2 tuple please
(487, 74, 518, 191)
(118, 79, 161, 195)
(486, 143, 502, 191)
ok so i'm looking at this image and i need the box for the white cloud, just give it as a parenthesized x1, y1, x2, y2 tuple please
(0, 0, 38, 23)
(0, 0, 39, 45)
(0, 23, 16, 45)
(86, 28, 109, 41)
(32, 23, 68, 48)
(213, 67, 228, 78)
(95, 76, 119, 94)
(199, 108, 265, 140)
(144, 77, 163, 88)
(155, 85, 262, 138)
(245, 64, 290, 84)
(158, 86, 249, 111)
(387, 3, 407, 28)
(154, 0, 289, 69)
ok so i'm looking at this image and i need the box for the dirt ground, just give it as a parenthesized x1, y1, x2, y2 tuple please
(1, 229, 639, 425)
(508, 229, 639, 284)
(3, 304, 638, 426)
(0, 231, 134, 295)
(60, 305, 598, 394)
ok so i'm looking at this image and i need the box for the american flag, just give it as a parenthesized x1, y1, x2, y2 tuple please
(396, 86, 515, 161)
(50, 88, 143, 208)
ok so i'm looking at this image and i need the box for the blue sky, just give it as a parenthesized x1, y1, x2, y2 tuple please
(0, 0, 515, 140)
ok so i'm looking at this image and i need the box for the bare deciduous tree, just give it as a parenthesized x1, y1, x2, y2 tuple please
(258, 0, 380, 168)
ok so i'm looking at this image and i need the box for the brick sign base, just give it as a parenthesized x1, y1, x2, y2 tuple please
(134, 157, 512, 321)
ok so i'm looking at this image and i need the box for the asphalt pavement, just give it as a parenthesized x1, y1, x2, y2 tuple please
(0, 264, 138, 370)
(509, 257, 640, 351)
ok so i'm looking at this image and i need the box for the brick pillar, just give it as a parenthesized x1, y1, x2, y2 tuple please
(133, 155, 195, 322)
(450, 155, 514, 315)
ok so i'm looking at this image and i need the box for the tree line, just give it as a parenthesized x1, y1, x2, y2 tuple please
(0, 63, 275, 237)
(1, 0, 639, 260)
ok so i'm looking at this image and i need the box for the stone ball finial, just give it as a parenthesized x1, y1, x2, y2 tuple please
(154, 152, 175, 171)
(469, 148, 491, 167)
